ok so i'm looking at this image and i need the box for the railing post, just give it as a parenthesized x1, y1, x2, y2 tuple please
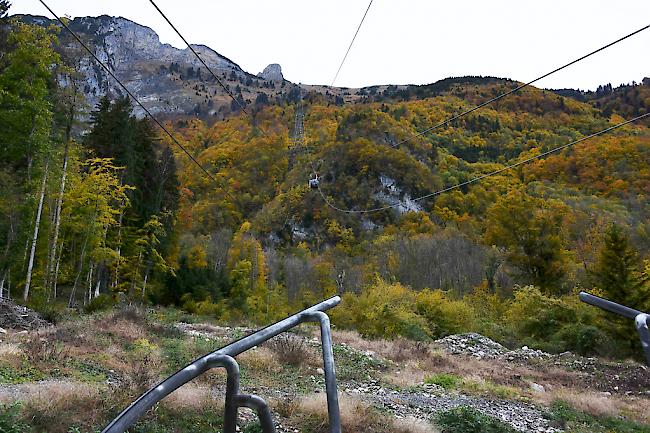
(236, 395, 277, 433)
(303, 311, 342, 433)
(635, 313, 650, 366)
(210, 355, 240, 433)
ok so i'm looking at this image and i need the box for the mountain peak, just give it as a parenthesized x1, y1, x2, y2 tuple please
(258, 63, 283, 81)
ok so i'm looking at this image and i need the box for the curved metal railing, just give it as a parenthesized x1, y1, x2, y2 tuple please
(102, 296, 343, 433)
(579, 291, 650, 365)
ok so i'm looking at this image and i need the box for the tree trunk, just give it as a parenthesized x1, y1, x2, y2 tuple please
(43, 196, 56, 290)
(50, 239, 63, 301)
(21, 237, 30, 272)
(45, 140, 70, 295)
(131, 251, 142, 300)
(112, 208, 124, 290)
(68, 240, 87, 308)
(141, 271, 148, 300)
(23, 160, 49, 302)
(94, 265, 102, 299)
(86, 261, 94, 305)
(0, 222, 16, 300)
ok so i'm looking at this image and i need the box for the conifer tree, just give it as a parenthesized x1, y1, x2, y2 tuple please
(592, 223, 641, 306)
(0, 1, 10, 66)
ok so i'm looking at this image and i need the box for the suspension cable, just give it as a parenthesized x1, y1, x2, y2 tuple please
(392, 24, 649, 148)
(38, 0, 232, 198)
(148, 0, 271, 138)
(318, 112, 650, 213)
(331, 0, 374, 87)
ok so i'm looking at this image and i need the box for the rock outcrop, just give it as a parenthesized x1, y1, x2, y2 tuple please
(18, 14, 283, 119)
(258, 63, 283, 81)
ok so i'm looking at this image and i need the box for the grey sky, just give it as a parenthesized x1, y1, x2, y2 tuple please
(11, 0, 650, 90)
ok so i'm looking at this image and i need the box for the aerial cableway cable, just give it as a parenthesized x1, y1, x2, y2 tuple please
(315, 19, 650, 213)
(148, 0, 271, 139)
(37, 0, 235, 199)
(331, 0, 374, 87)
(391, 23, 650, 148)
(316, 111, 650, 214)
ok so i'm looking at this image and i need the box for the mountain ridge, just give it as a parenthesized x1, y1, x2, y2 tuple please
(12, 14, 650, 123)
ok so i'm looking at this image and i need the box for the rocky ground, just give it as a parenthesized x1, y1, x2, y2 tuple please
(173, 323, 650, 433)
(0, 307, 648, 432)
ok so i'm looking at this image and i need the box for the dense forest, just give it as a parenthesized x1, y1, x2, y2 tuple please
(1, 4, 649, 361)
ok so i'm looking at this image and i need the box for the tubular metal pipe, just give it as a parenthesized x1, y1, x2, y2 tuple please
(579, 291, 650, 366)
(102, 354, 239, 433)
(236, 394, 277, 433)
(635, 313, 650, 366)
(220, 357, 240, 433)
(216, 295, 340, 356)
(101, 296, 340, 433)
(302, 311, 342, 433)
(579, 292, 642, 319)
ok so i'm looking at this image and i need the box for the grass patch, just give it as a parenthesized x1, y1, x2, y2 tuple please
(425, 373, 461, 390)
(69, 361, 109, 383)
(548, 400, 650, 433)
(159, 336, 217, 374)
(282, 393, 403, 433)
(434, 406, 517, 433)
(332, 344, 386, 382)
(0, 404, 30, 433)
(460, 378, 520, 400)
(0, 362, 46, 384)
(242, 422, 263, 433)
(128, 406, 223, 433)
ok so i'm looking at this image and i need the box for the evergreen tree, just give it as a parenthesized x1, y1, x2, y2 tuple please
(85, 97, 170, 223)
(159, 255, 224, 306)
(0, 1, 11, 67)
(0, 22, 59, 176)
(592, 223, 641, 306)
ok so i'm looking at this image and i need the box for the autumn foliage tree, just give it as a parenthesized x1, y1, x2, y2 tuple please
(484, 188, 569, 293)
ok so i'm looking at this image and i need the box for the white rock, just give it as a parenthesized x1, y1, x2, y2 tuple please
(530, 382, 545, 393)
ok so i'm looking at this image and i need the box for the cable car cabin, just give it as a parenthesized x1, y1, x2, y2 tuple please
(309, 174, 319, 189)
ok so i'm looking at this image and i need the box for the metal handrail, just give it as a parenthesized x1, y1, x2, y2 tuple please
(579, 291, 650, 365)
(102, 296, 343, 433)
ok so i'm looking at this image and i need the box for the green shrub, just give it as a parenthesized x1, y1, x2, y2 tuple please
(548, 400, 650, 433)
(0, 404, 29, 433)
(434, 406, 517, 433)
(332, 280, 432, 340)
(85, 294, 116, 314)
(0, 362, 46, 384)
(415, 289, 475, 337)
(425, 373, 461, 390)
(332, 279, 477, 340)
(551, 324, 610, 356)
(503, 286, 610, 355)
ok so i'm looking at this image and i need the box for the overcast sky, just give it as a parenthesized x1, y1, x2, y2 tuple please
(11, 0, 650, 90)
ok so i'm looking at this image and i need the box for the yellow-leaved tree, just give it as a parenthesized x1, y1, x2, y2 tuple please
(226, 221, 280, 321)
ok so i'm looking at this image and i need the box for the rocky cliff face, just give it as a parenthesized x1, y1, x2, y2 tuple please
(18, 14, 397, 120)
(20, 14, 292, 119)
(258, 63, 283, 81)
